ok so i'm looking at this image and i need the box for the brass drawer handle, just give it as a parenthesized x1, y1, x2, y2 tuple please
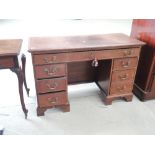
(124, 49, 133, 56)
(48, 97, 58, 104)
(44, 56, 56, 63)
(119, 74, 128, 80)
(117, 85, 126, 92)
(46, 81, 58, 90)
(44, 67, 57, 76)
(121, 60, 130, 68)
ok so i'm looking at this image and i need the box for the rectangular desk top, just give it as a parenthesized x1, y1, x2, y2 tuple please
(0, 39, 22, 56)
(28, 33, 145, 54)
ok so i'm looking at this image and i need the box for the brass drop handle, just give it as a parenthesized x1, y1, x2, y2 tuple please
(124, 49, 133, 56)
(117, 85, 126, 92)
(46, 81, 58, 90)
(48, 97, 58, 104)
(119, 74, 128, 80)
(44, 56, 56, 63)
(121, 60, 130, 68)
(44, 67, 57, 76)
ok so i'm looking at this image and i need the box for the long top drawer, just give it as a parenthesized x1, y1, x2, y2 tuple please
(33, 48, 140, 65)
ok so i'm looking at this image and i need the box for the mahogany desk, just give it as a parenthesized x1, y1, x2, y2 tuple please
(0, 39, 30, 118)
(28, 33, 145, 116)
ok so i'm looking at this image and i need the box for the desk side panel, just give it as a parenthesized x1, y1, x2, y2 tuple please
(96, 60, 112, 95)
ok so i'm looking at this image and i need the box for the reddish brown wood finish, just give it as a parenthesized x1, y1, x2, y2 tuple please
(0, 39, 22, 56)
(0, 56, 15, 68)
(113, 57, 137, 71)
(67, 61, 96, 84)
(96, 60, 112, 95)
(36, 77, 67, 93)
(111, 69, 135, 82)
(131, 19, 155, 101)
(38, 91, 68, 108)
(33, 48, 140, 65)
(110, 82, 133, 95)
(34, 64, 66, 79)
(28, 33, 144, 116)
(28, 33, 144, 53)
(0, 39, 29, 118)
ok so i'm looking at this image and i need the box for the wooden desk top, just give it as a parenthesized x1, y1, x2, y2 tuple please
(28, 33, 145, 54)
(0, 39, 23, 56)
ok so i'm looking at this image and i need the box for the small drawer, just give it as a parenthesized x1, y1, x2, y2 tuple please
(38, 91, 67, 107)
(110, 82, 133, 95)
(113, 57, 137, 70)
(111, 69, 135, 82)
(36, 77, 67, 93)
(0, 57, 15, 68)
(33, 53, 67, 65)
(95, 48, 140, 60)
(34, 63, 66, 79)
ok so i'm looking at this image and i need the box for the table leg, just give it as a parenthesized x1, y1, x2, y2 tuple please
(11, 67, 28, 119)
(21, 54, 30, 96)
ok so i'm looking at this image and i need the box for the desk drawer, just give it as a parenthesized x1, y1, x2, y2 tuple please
(33, 52, 91, 64)
(95, 48, 140, 60)
(113, 57, 137, 70)
(69, 48, 139, 61)
(33, 53, 67, 65)
(36, 77, 67, 93)
(110, 82, 133, 95)
(33, 48, 140, 65)
(111, 69, 135, 82)
(0, 57, 15, 68)
(34, 64, 66, 79)
(38, 91, 67, 107)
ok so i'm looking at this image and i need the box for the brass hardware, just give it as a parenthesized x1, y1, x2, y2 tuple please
(124, 49, 133, 56)
(92, 58, 98, 67)
(44, 56, 56, 63)
(121, 60, 130, 68)
(44, 66, 57, 76)
(117, 85, 126, 92)
(119, 74, 128, 80)
(48, 97, 58, 104)
(46, 81, 58, 90)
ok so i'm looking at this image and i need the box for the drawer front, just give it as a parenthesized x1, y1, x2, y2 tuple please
(33, 52, 92, 65)
(33, 48, 140, 65)
(36, 77, 67, 93)
(38, 91, 67, 107)
(113, 57, 137, 70)
(111, 69, 135, 82)
(0, 57, 15, 68)
(34, 64, 66, 79)
(110, 82, 133, 95)
(67, 48, 139, 62)
(33, 53, 67, 65)
(95, 48, 140, 60)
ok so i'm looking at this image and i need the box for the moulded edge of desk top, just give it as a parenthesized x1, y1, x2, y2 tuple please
(28, 33, 146, 54)
(0, 39, 23, 56)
